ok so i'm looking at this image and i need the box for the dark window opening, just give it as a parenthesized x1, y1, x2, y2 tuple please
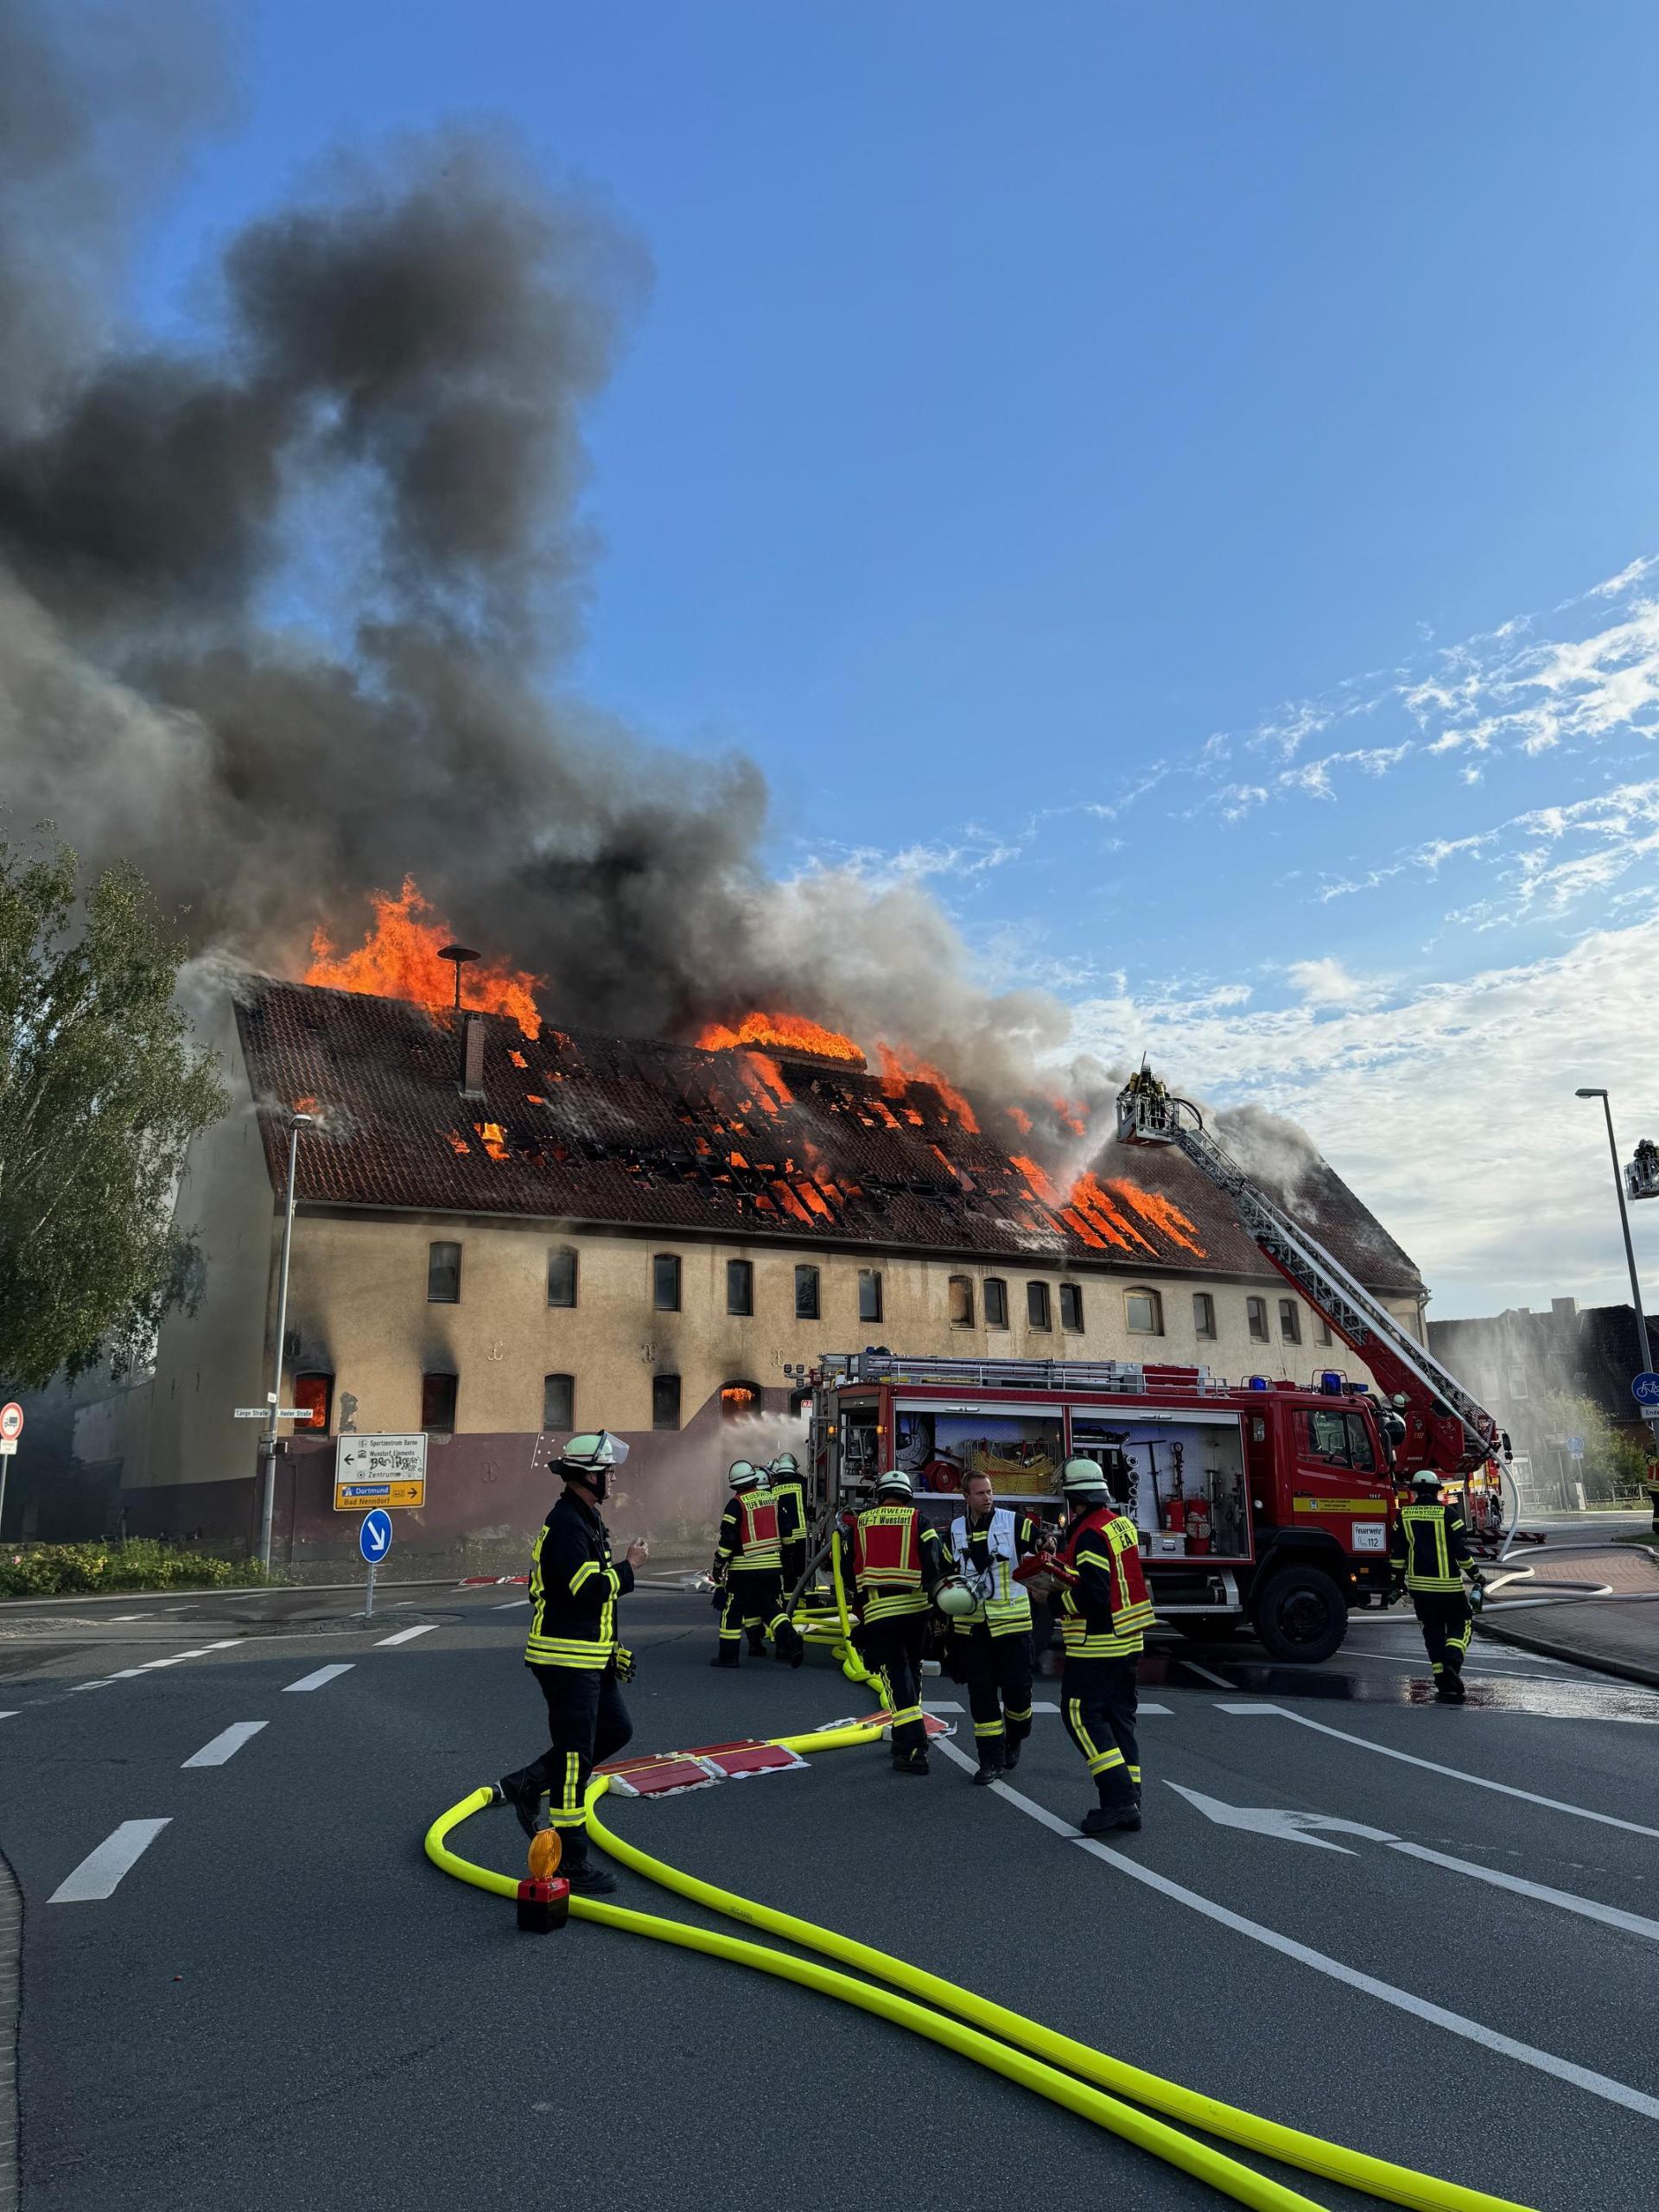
(1279, 1298, 1302, 1344)
(546, 1245, 578, 1308)
(542, 1373, 575, 1431)
(949, 1274, 975, 1327)
(652, 1373, 682, 1430)
(293, 1372, 333, 1432)
(727, 1259, 753, 1316)
(1192, 1293, 1217, 1340)
(1027, 1281, 1052, 1331)
(1125, 1287, 1163, 1336)
(1059, 1283, 1084, 1332)
(1315, 1315, 1332, 1346)
(984, 1277, 1009, 1329)
(858, 1268, 883, 1324)
(1247, 1295, 1269, 1344)
(795, 1264, 820, 1320)
(422, 1372, 458, 1436)
(652, 1253, 682, 1312)
(427, 1241, 461, 1304)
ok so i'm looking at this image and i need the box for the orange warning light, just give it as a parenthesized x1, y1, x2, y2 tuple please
(528, 1828, 563, 1881)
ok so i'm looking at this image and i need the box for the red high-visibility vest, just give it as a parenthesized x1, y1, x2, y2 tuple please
(1059, 1505, 1153, 1620)
(740, 1494, 779, 1550)
(853, 1504, 923, 1588)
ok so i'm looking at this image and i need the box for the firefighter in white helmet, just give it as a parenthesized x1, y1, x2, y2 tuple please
(945, 1470, 1043, 1783)
(1051, 1456, 1156, 1834)
(494, 1431, 645, 1895)
(839, 1468, 945, 1775)
(712, 1461, 804, 1669)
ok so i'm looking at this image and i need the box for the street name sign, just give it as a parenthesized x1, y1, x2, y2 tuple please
(334, 1433, 427, 1512)
(235, 1408, 309, 1421)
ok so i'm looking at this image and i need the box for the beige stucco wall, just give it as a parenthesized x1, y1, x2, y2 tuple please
(271, 1211, 1398, 1444)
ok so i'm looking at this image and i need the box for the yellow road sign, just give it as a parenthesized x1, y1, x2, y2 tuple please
(334, 1478, 425, 1511)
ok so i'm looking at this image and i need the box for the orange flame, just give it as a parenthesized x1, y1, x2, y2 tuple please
(445, 1129, 471, 1155)
(744, 1052, 795, 1114)
(876, 1043, 981, 1134)
(306, 877, 543, 1039)
(1005, 1104, 1033, 1135)
(1051, 1094, 1088, 1138)
(1107, 1179, 1206, 1256)
(697, 1010, 862, 1061)
(1009, 1152, 1057, 1204)
(478, 1122, 509, 1162)
(1065, 1172, 1155, 1254)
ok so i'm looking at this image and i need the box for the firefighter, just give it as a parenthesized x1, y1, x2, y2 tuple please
(770, 1451, 811, 1604)
(946, 1470, 1042, 1783)
(712, 1461, 804, 1669)
(841, 1467, 945, 1775)
(1393, 1469, 1480, 1702)
(1052, 1456, 1155, 1835)
(494, 1431, 645, 1896)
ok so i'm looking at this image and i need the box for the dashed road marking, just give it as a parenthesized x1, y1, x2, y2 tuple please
(936, 1738, 1659, 2120)
(48, 1820, 171, 1904)
(283, 1663, 354, 1693)
(1216, 1703, 1659, 1840)
(1178, 1660, 1235, 1689)
(493, 1599, 531, 1610)
(374, 1624, 436, 1647)
(181, 1721, 268, 1768)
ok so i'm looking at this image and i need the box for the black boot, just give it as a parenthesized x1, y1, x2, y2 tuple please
(773, 1622, 806, 1669)
(710, 1644, 740, 1668)
(747, 1632, 766, 1658)
(556, 1835, 618, 1897)
(891, 1746, 931, 1776)
(972, 1751, 1004, 1787)
(494, 1769, 544, 1840)
(1002, 1728, 1027, 1773)
(1082, 1805, 1141, 1835)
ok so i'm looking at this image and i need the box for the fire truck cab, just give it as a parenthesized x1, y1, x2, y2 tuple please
(808, 1351, 1399, 1662)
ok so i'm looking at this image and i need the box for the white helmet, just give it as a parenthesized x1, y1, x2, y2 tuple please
(558, 1430, 629, 1502)
(874, 1467, 913, 1500)
(934, 1577, 978, 1618)
(1060, 1457, 1109, 1500)
(772, 1452, 800, 1476)
(729, 1459, 764, 1492)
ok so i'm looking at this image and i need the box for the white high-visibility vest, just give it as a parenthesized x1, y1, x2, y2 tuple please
(949, 1506, 1032, 1633)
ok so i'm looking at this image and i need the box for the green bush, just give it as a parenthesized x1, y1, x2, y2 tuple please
(0, 1539, 276, 1598)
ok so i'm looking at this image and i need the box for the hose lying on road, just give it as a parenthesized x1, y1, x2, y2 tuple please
(424, 1723, 1537, 2212)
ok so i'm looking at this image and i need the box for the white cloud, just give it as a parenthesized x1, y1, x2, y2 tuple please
(1063, 916, 1659, 1313)
(1285, 957, 1380, 1007)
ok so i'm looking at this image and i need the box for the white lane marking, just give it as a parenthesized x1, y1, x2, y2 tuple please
(1217, 1704, 1659, 1840)
(134, 1641, 245, 1673)
(181, 1721, 268, 1769)
(48, 1819, 171, 1904)
(283, 1663, 354, 1692)
(374, 1624, 437, 1647)
(493, 1598, 531, 1610)
(937, 1738, 1659, 2122)
(1179, 1660, 1235, 1688)
(0, 1711, 16, 1721)
(925, 1698, 1173, 1719)
(923, 1700, 963, 1713)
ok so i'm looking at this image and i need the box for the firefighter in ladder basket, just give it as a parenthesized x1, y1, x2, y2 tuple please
(945, 1471, 1042, 1783)
(712, 1461, 805, 1669)
(493, 1431, 645, 1896)
(770, 1451, 811, 1600)
(1392, 1469, 1481, 1702)
(841, 1468, 945, 1775)
(1048, 1457, 1156, 1834)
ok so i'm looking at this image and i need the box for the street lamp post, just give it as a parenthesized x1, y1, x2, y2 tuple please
(1575, 1090, 1656, 1484)
(258, 1111, 314, 1574)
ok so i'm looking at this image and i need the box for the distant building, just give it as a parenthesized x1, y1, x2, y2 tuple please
(72, 977, 1427, 1567)
(1428, 1295, 1659, 1510)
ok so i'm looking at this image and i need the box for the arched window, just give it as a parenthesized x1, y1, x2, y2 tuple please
(721, 1381, 763, 1420)
(1125, 1287, 1164, 1336)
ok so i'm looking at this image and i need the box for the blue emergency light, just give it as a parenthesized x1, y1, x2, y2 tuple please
(1319, 1370, 1344, 1395)
(1248, 1376, 1269, 1390)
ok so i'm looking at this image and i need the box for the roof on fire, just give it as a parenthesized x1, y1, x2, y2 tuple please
(233, 977, 1422, 1292)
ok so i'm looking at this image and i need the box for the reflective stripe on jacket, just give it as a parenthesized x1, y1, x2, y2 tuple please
(1391, 1501, 1474, 1594)
(524, 1491, 633, 1669)
(1057, 1505, 1155, 1657)
(848, 1505, 942, 1622)
(715, 1489, 783, 1573)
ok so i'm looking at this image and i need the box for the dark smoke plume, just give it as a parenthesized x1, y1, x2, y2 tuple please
(0, 0, 1071, 1096)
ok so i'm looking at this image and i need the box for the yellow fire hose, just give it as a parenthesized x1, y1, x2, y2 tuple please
(424, 1724, 1537, 2212)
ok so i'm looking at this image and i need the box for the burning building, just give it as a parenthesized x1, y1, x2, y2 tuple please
(82, 968, 1428, 1570)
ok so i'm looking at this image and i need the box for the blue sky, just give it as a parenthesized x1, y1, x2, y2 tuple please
(137, 2, 1659, 1316)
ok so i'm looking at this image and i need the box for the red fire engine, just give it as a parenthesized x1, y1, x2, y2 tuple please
(801, 1066, 1516, 1664)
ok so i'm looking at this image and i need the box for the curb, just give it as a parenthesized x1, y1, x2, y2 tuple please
(0, 1842, 18, 2212)
(1476, 1617, 1659, 1693)
(0, 1576, 466, 1611)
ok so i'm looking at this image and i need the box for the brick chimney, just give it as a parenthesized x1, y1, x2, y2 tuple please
(461, 1013, 486, 1099)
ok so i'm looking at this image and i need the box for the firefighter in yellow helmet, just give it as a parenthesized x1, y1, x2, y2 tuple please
(712, 1461, 804, 1669)
(494, 1431, 645, 1895)
(1051, 1456, 1155, 1834)
(840, 1468, 945, 1775)
(1392, 1470, 1481, 1702)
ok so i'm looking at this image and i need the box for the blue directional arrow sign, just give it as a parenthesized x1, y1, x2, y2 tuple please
(359, 1509, 393, 1564)
(1632, 1371, 1659, 1408)
(1566, 1435, 1585, 1459)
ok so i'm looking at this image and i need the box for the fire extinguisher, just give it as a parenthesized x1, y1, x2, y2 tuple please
(1185, 1496, 1212, 1556)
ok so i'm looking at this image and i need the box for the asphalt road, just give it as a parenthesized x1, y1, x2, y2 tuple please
(3, 1580, 1658, 2212)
